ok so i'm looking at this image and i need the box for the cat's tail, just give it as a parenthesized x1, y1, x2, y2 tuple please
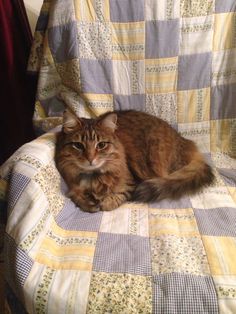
(133, 153, 215, 202)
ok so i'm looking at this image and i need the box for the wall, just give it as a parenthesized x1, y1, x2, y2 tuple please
(24, 0, 43, 33)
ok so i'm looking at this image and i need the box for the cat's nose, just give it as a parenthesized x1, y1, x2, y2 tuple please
(87, 157, 95, 165)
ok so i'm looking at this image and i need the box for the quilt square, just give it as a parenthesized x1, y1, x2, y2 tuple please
(194, 207, 236, 237)
(213, 275, 236, 314)
(145, 93, 177, 125)
(27, 31, 45, 72)
(145, 0, 180, 21)
(112, 22, 145, 60)
(212, 152, 236, 169)
(180, 0, 214, 17)
(93, 233, 152, 275)
(55, 199, 103, 231)
(87, 272, 152, 314)
(211, 119, 236, 155)
(7, 173, 31, 210)
(177, 88, 210, 123)
(213, 13, 236, 51)
(149, 208, 199, 237)
(180, 15, 213, 55)
(216, 0, 236, 13)
(56, 59, 81, 93)
(190, 186, 236, 210)
(25, 264, 92, 314)
(178, 121, 210, 153)
(150, 235, 210, 275)
(74, 0, 110, 21)
(25, 264, 56, 314)
(109, 0, 144, 22)
(218, 168, 236, 187)
(48, 22, 79, 63)
(35, 221, 97, 271)
(34, 164, 65, 215)
(79, 59, 113, 93)
(48, 0, 76, 28)
(153, 273, 219, 314)
(211, 85, 236, 120)
(81, 93, 114, 116)
(202, 236, 236, 275)
(113, 60, 145, 95)
(113, 94, 145, 111)
(5, 234, 33, 288)
(145, 57, 178, 93)
(178, 53, 211, 90)
(77, 21, 112, 60)
(146, 20, 179, 58)
(37, 63, 61, 102)
(212, 49, 236, 86)
(40, 97, 65, 117)
(99, 203, 149, 237)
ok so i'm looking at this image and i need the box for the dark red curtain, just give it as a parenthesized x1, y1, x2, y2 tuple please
(0, 0, 37, 165)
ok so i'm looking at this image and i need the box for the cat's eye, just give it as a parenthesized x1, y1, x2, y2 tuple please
(72, 142, 84, 151)
(96, 142, 107, 150)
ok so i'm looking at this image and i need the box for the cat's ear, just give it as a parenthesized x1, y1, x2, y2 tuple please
(99, 113, 117, 132)
(62, 110, 82, 134)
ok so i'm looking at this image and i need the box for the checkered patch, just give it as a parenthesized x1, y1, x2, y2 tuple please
(153, 273, 219, 314)
(7, 173, 31, 211)
(93, 232, 152, 275)
(55, 199, 103, 231)
(194, 207, 236, 237)
(4, 234, 33, 289)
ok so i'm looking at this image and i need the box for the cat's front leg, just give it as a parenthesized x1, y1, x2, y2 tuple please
(68, 187, 100, 213)
(99, 192, 130, 211)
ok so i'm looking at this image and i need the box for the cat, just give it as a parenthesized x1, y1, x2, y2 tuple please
(55, 109, 214, 213)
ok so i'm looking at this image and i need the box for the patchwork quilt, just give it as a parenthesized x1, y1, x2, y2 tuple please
(1, 0, 236, 313)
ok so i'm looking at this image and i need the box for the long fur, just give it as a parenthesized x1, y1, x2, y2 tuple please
(133, 155, 215, 202)
(56, 110, 215, 212)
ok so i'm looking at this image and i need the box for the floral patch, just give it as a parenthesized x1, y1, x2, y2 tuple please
(180, 0, 214, 17)
(150, 235, 210, 275)
(87, 272, 152, 314)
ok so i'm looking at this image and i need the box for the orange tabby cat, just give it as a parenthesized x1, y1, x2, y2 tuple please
(55, 110, 214, 212)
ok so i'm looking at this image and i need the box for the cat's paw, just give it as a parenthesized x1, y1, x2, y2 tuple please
(68, 191, 101, 213)
(78, 197, 101, 213)
(100, 201, 117, 211)
(80, 203, 101, 213)
(100, 194, 125, 211)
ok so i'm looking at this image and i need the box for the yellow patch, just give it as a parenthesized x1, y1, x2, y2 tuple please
(149, 208, 199, 237)
(213, 13, 236, 51)
(74, 0, 110, 21)
(35, 220, 97, 270)
(145, 57, 178, 93)
(112, 22, 145, 60)
(202, 236, 236, 275)
(177, 88, 210, 123)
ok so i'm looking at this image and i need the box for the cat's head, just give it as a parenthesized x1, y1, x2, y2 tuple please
(56, 110, 123, 173)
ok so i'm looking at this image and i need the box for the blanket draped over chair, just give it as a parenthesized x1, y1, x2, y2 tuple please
(1, 0, 236, 313)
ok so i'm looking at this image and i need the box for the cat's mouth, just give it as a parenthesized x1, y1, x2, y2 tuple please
(79, 160, 105, 172)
